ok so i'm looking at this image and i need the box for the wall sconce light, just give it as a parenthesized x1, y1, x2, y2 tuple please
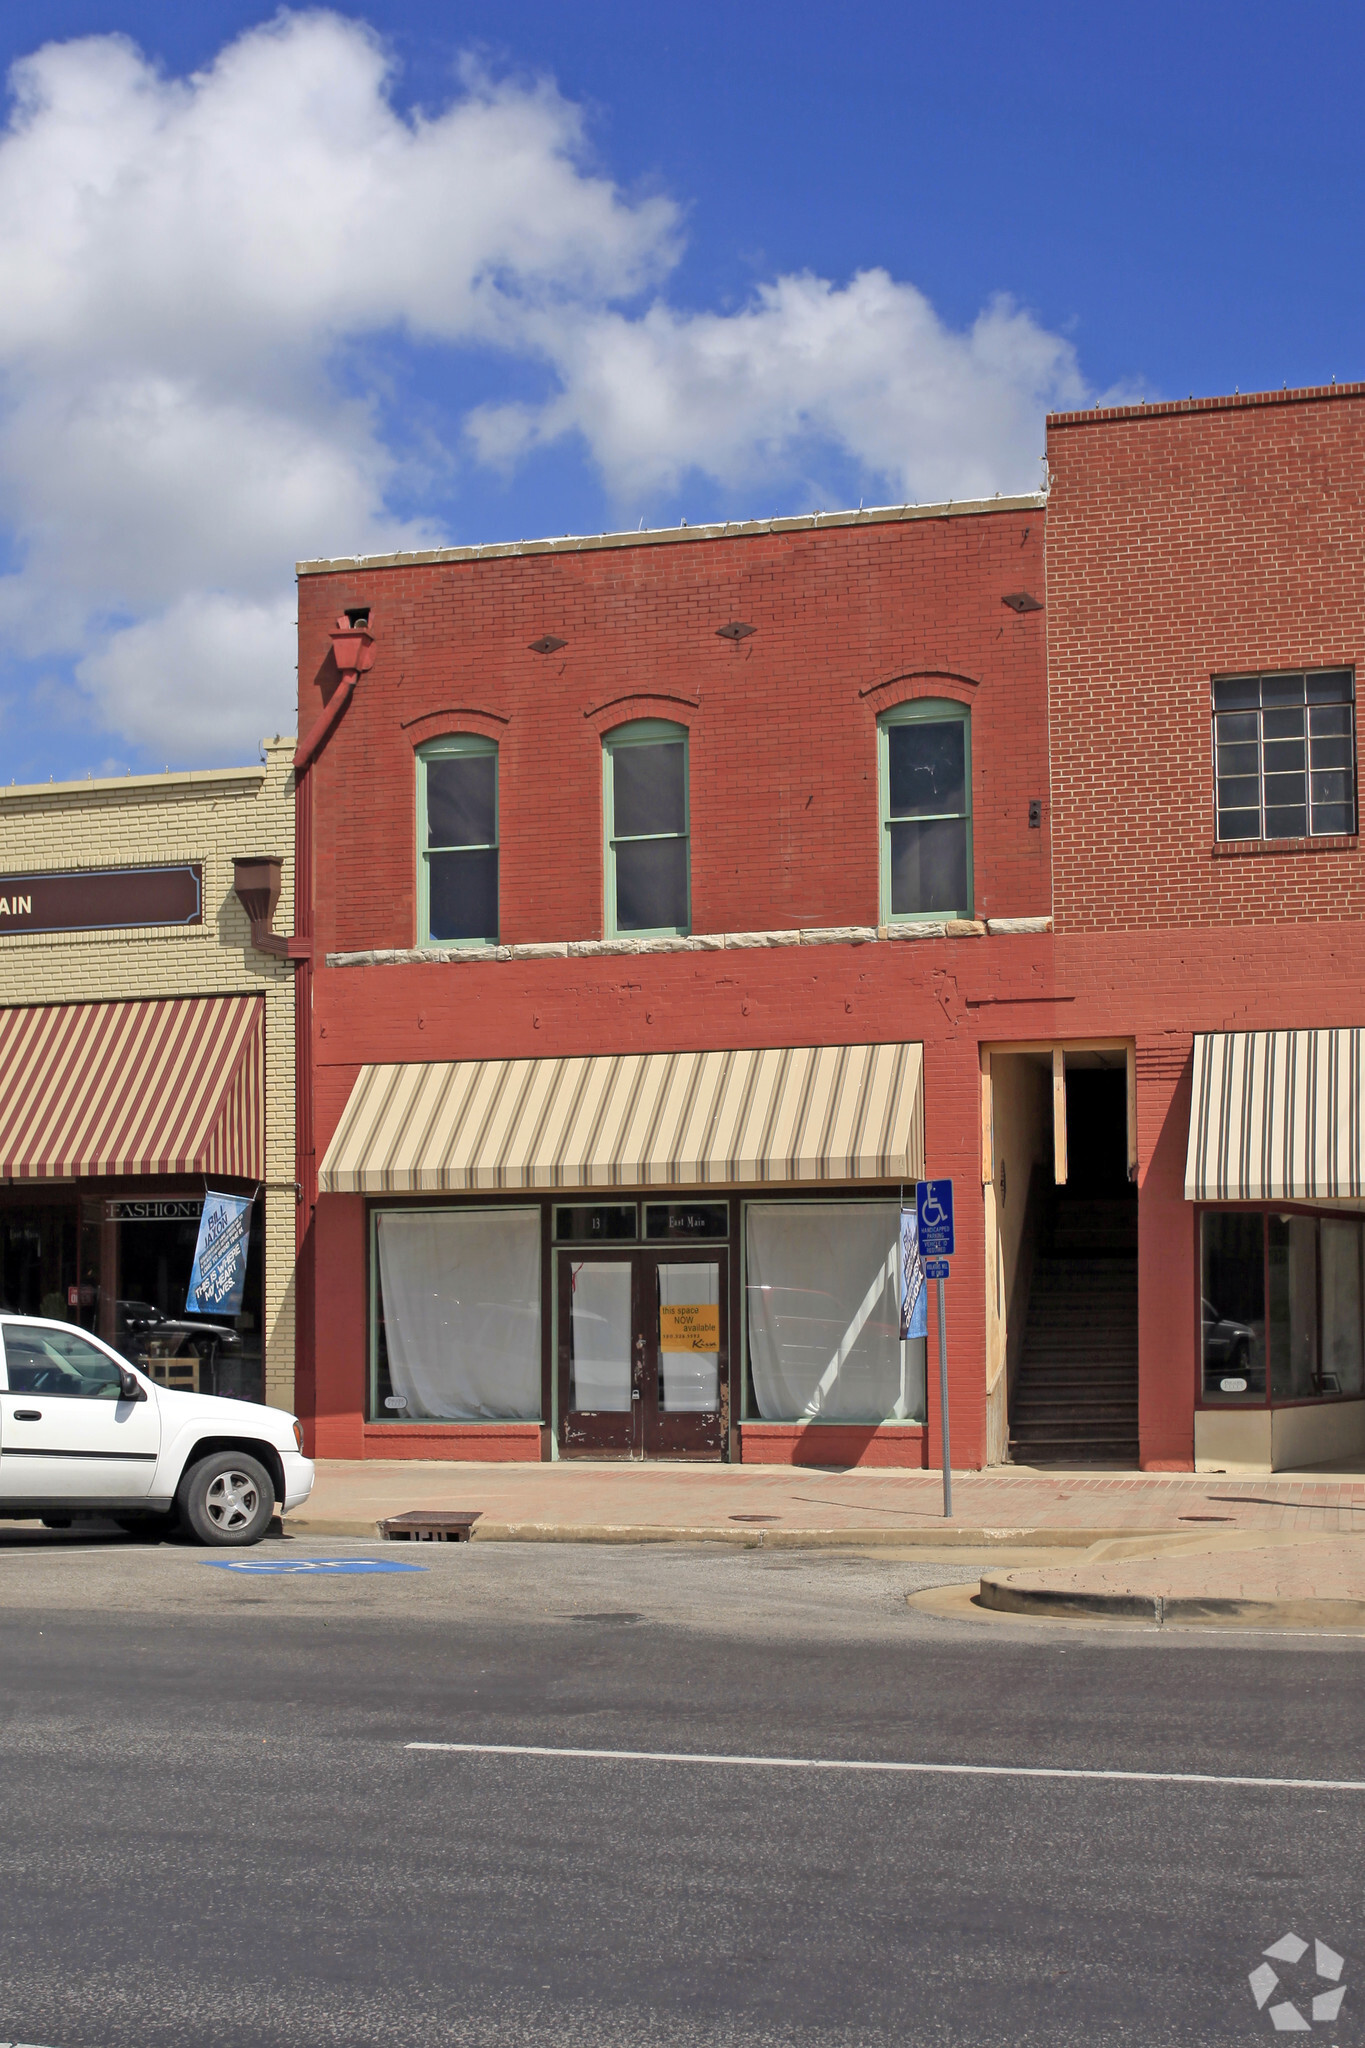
(1002, 592, 1043, 615)
(716, 621, 756, 641)
(529, 635, 567, 655)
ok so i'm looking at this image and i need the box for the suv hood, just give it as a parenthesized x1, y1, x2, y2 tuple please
(154, 1384, 296, 1442)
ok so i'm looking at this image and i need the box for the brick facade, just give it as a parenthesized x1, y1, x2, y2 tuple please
(0, 744, 299, 1406)
(298, 499, 1051, 959)
(1046, 384, 1365, 933)
(295, 386, 1365, 1474)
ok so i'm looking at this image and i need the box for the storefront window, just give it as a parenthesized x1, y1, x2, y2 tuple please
(112, 1197, 264, 1403)
(1200, 1211, 1266, 1401)
(0, 1202, 77, 1318)
(3, 1192, 262, 1402)
(373, 1208, 541, 1421)
(1320, 1220, 1364, 1397)
(1201, 1209, 1365, 1405)
(1268, 1214, 1319, 1401)
(745, 1201, 926, 1423)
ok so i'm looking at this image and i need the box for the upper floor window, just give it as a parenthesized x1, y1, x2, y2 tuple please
(1213, 669, 1357, 843)
(604, 720, 690, 936)
(878, 700, 973, 921)
(417, 735, 498, 946)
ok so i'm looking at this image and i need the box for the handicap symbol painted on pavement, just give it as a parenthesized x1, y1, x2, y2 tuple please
(206, 1557, 428, 1574)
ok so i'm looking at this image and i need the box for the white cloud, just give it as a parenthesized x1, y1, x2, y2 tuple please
(473, 270, 1089, 506)
(75, 591, 297, 759)
(0, 12, 677, 759)
(0, 11, 1105, 764)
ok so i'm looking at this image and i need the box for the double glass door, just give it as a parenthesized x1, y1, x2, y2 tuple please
(558, 1248, 726, 1457)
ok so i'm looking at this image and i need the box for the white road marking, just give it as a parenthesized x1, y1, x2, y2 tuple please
(407, 1740, 1365, 1792)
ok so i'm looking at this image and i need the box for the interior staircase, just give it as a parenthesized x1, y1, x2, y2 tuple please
(1008, 1192, 1139, 1465)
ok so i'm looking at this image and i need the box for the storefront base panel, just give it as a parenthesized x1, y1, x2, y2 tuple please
(1196, 1402, 1365, 1473)
(360, 1424, 546, 1461)
(739, 1422, 928, 1467)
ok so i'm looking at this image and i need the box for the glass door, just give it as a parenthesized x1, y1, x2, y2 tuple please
(646, 1252, 725, 1456)
(559, 1252, 639, 1455)
(557, 1247, 727, 1458)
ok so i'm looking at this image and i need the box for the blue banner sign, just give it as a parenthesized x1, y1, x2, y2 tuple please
(899, 1206, 928, 1340)
(185, 1189, 254, 1317)
(916, 1179, 955, 1257)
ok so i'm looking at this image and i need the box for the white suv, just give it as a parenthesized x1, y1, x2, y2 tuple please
(0, 1314, 314, 1546)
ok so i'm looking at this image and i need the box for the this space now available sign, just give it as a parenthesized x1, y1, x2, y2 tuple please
(0, 864, 202, 935)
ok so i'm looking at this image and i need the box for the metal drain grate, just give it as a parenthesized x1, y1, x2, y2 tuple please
(379, 1510, 482, 1542)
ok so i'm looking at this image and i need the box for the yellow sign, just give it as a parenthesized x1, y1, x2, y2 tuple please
(659, 1303, 720, 1353)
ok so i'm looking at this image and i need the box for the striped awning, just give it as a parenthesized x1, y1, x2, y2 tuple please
(0, 995, 264, 1182)
(1185, 1029, 1365, 1201)
(319, 1042, 924, 1194)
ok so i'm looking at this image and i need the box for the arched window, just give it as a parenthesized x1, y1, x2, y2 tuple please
(603, 720, 690, 936)
(416, 734, 499, 945)
(878, 700, 973, 921)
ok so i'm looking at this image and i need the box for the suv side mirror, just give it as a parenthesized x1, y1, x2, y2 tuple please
(117, 1366, 147, 1402)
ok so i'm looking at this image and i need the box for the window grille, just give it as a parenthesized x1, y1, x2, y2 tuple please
(1212, 670, 1356, 843)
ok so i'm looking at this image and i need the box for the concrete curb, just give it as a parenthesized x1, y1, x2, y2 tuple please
(978, 1574, 1365, 1629)
(284, 1516, 1151, 1550)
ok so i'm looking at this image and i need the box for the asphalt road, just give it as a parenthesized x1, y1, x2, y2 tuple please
(0, 1529, 1362, 2048)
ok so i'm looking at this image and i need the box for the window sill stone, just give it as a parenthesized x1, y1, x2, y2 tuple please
(1212, 834, 1358, 858)
(326, 913, 1047, 968)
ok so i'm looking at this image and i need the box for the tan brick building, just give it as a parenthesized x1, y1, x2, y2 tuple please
(0, 739, 298, 1408)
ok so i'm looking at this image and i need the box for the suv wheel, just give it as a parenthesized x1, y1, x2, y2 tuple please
(178, 1451, 275, 1547)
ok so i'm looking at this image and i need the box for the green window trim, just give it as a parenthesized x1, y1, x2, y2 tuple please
(877, 697, 974, 923)
(603, 718, 692, 938)
(416, 732, 499, 948)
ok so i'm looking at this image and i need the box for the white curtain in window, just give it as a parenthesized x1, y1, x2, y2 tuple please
(746, 1202, 925, 1422)
(376, 1209, 541, 1420)
(568, 1260, 632, 1411)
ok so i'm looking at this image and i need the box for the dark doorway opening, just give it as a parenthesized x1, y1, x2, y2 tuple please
(1009, 1054, 1138, 1466)
(1065, 1067, 1132, 1195)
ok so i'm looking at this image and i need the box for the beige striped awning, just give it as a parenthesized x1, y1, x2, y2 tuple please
(1185, 1029, 1365, 1201)
(0, 995, 264, 1181)
(319, 1042, 924, 1194)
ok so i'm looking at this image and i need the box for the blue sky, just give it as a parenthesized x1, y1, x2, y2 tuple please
(0, 1, 1360, 779)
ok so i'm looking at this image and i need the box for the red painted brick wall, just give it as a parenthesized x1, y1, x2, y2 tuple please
(297, 409, 1365, 1474)
(1046, 386, 1365, 933)
(297, 508, 1051, 955)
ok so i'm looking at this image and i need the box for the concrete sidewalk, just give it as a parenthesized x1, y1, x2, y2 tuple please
(976, 1530, 1365, 1628)
(290, 1457, 1365, 1544)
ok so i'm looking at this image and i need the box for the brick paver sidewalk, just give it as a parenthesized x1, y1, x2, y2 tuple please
(295, 1458, 1365, 1540)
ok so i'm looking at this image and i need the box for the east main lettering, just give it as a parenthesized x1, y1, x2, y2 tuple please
(0, 865, 202, 934)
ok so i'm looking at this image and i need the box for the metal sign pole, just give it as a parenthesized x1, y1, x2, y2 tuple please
(936, 1275, 952, 1519)
(916, 1179, 955, 1521)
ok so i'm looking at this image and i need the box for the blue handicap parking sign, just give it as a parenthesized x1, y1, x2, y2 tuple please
(916, 1179, 955, 1257)
(924, 1258, 950, 1280)
(206, 1557, 427, 1575)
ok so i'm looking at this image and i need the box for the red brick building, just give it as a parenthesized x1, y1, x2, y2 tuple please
(291, 383, 1365, 1476)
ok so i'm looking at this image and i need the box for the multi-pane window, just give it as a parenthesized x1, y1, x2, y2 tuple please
(604, 721, 690, 936)
(417, 735, 498, 945)
(1212, 669, 1356, 843)
(878, 700, 973, 920)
